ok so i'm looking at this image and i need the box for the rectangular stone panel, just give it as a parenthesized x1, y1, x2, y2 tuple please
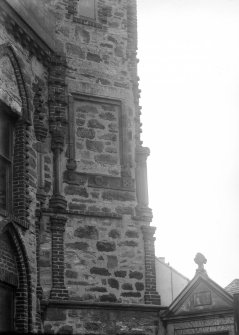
(74, 96, 121, 177)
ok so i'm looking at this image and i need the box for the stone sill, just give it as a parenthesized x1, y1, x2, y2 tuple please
(41, 299, 168, 312)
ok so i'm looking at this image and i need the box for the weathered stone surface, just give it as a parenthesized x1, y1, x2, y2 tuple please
(66, 242, 89, 251)
(108, 122, 118, 132)
(64, 171, 87, 186)
(58, 325, 73, 334)
(97, 241, 116, 252)
(109, 229, 121, 239)
(135, 282, 145, 291)
(102, 190, 134, 201)
(87, 52, 101, 63)
(68, 203, 87, 211)
(76, 105, 98, 115)
(119, 240, 138, 247)
(74, 226, 99, 239)
(66, 43, 85, 59)
(114, 270, 127, 278)
(65, 270, 78, 279)
(76, 118, 85, 126)
(99, 112, 116, 120)
(65, 185, 89, 197)
(77, 127, 95, 139)
(99, 293, 117, 302)
(121, 292, 141, 298)
(85, 322, 100, 331)
(122, 283, 133, 290)
(99, 133, 117, 141)
(89, 287, 107, 292)
(90, 267, 110, 276)
(116, 206, 134, 215)
(125, 230, 139, 238)
(87, 119, 105, 129)
(129, 271, 144, 280)
(46, 309, 67, 321)
(108, 278, 119, 289)
(107, 255, 118, 269)
(95, 154, 118, 165)
(86, 139, 104, 152)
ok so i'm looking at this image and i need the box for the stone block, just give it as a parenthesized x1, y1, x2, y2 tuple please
(90, 267, 110, 276)
(77, 127, 95, 139)
(87, 52, 102, 63)
(97, 241, 116, 252)
(87, 119, 105, 129)
(119, 240, 138, 247)
(45, 308, 66, 321)
(125, 230, 139, 238)
(109, 229, 121, 239)
(107, 255, 118, 269)
(65, 185, 89, 197)
(114, 270, 127, 278)
(65, 270, 78, 279)
(122, 283, 133, 291)
(89, 287, 107, 292)
(86, 139, 104, 152)
(74, 226, 99, 239)
(95, 153, 118, 165)
(121, 292, 141, 298)
(135, 282, 145, 291)
(108, 278, 119, 289)
(99, 293, 117, 302)
(102, 190, 134, 201)
(129, 271, 143, 280)
(66, 242, 89, 251)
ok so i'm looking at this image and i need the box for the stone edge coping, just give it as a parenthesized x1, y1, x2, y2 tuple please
(41, 299, 168, 312)
(41, 208, 122, 219)
(163, 308, 234, 322)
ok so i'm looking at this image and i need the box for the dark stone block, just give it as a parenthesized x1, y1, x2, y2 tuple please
(74, 226, 99, 240)
(66, 43, 85, 59)
(122, 283, 133, 290)
(135, 282, 145, 291)
(57, 325, 73, 334)
(115, 206, 134, 215)
(121, 292, 141, 298)
(87, 119, 105, 129)
(99, 112, 116, 120)
(125, 230, 139, 238)
(99, 293, 117, 302)
(102, 190, 135, 201)
(97, 241, 116, 252)
(65, 270, 78, 279)
(114, 45, 124, 57)
(77, 127, 95, 139)
(129, 271, 143, 280)
(87, 52, 102, 63)
(90, 267, 110, 276)
(95, 154, 118, 166)
(108, 122, 118, 132)
(76, 105, 98, 115)
(86, 139, 104, 152)
(85, 322, 100, 331)
(108, 278, 119, 289)
(114, 270, 127, 278)
(66, 242, 89, 251)
(46, 308, 66, 321)
(119, 240, 138, 247)
(109, 229, 121, 239)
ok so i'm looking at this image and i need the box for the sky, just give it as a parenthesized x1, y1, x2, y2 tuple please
(137, 0, 239, 287)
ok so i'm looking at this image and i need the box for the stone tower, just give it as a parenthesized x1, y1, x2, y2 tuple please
(0, 0, 162, 333)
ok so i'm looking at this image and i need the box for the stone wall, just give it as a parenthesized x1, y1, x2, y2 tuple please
(43, 302, 163, 335)
(166, 316, 235, 335)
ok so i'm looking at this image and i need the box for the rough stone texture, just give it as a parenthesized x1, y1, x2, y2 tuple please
(0, 0, 160, 332)
(43, 306, 161, 335)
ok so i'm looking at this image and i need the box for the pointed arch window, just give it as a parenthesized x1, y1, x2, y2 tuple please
(0, 103, 15, 212)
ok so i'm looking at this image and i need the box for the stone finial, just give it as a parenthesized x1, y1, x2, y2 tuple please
(194, 253, 207, 275)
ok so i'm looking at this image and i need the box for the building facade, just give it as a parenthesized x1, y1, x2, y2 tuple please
(0, 0, 163, 333)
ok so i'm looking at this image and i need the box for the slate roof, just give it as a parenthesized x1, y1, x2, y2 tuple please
(225, 279, 239, 295)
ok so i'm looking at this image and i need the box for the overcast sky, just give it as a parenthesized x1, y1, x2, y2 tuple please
(137, 0, 239, 287)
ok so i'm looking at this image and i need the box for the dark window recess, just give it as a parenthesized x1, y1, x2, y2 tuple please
(0, 108, 14, 211)
(0, 282, 15, 332)
(77, 0, 96, 19)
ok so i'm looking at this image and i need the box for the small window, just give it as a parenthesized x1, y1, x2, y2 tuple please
(77, 0, 96, 19)
(0, 106, 14, 212)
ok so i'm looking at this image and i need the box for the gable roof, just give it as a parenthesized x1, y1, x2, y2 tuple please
(166, 272, 233, 318)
